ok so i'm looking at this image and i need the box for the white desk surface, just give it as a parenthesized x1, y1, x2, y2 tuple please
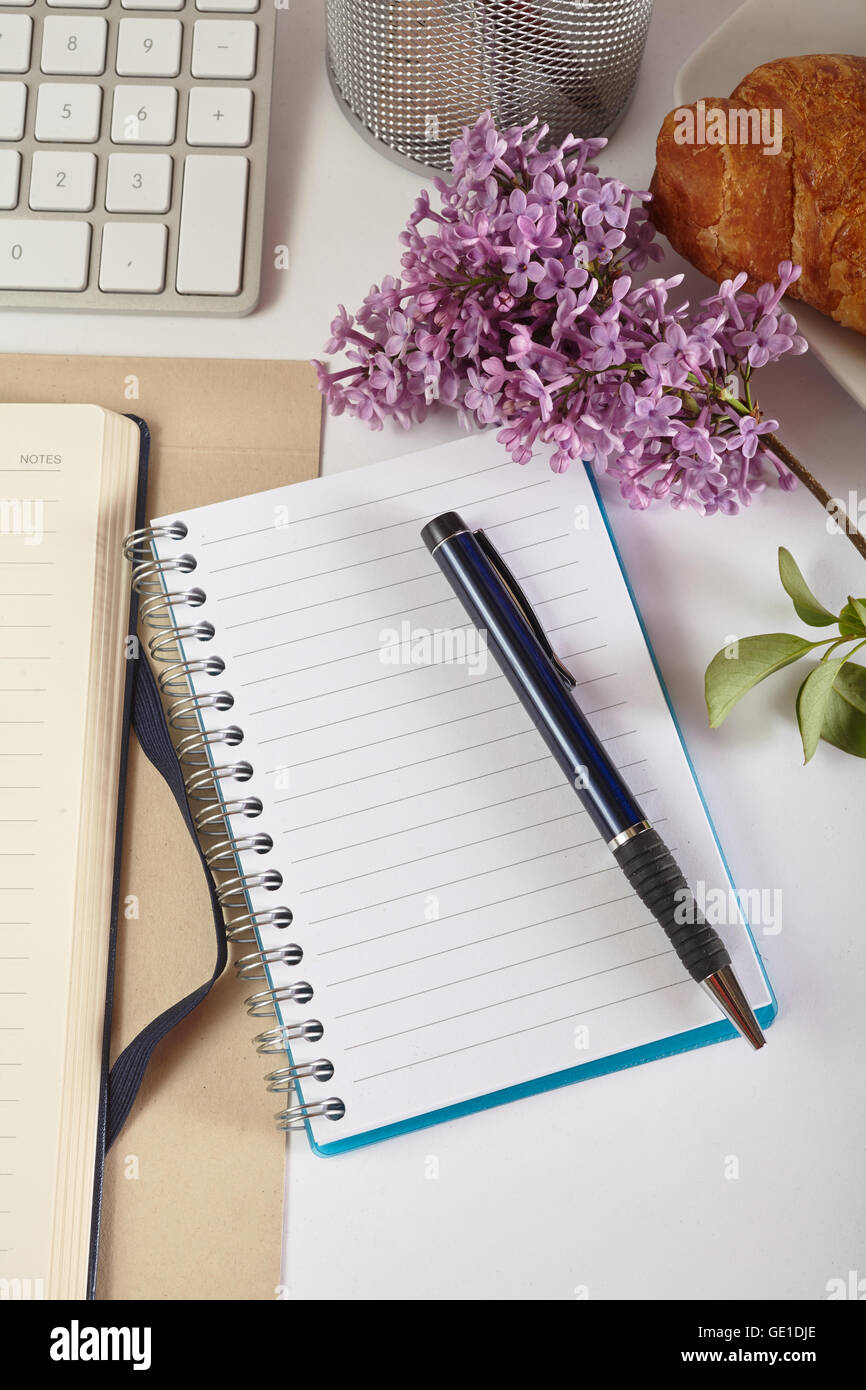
(6, 0, 862, 1300)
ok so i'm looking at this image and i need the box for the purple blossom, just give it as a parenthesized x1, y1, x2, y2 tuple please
(463, 366, 499, 425)
(521, 368, 557, 420)
(552, 283, 597, 342)
(734, 313, 796, 369)
(316, 111, 808, 518)
(502, 242, 533, 297)
(383, 310, 411, 357)
(645, 322, 711, 387)
(704, 272, 749, 330)
(620, 385, 680, 440)
(527, 256, 588, 300)
(671, 418, 721, 467)
(726, 414, 779, 459)
(325, 305, 355, 354)
(589, 313, 627, 371)
(583, 220, 627, 263)
(480, 356, 509, 393)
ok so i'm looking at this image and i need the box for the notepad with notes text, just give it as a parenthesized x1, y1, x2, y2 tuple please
(151, 434, 775, 1154)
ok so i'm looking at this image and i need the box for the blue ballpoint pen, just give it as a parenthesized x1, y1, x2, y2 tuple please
(421, 510, 765, 1050)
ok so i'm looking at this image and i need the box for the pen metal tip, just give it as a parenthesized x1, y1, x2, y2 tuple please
(701, 965, 766, 1050)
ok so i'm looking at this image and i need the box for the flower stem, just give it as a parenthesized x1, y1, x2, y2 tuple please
(714, 385, 866, 564)
(762, 431, 866, 564)
(821, 635, 866, 662)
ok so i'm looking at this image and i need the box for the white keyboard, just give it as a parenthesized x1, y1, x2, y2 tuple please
(0, 0, 275, 314)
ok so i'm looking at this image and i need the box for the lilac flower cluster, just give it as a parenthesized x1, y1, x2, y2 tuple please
(316, 112, 808, 515)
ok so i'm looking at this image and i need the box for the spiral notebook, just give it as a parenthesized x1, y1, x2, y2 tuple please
(138, 434, 775, 1156)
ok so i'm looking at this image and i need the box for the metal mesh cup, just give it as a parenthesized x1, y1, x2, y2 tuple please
(325, 0, 654, 173)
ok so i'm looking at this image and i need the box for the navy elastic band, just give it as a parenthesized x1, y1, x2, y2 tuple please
(105, 651, 229, 1149)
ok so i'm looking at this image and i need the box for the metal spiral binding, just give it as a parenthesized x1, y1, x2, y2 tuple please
(245, 981, 315, 1017)
(215, 867, 283, 909)
(203, 832, 274, 872)
(234, 942, 303, 980)
(123, 521, 189, 564)
(168, 690, 235, 730)
(122, 522, 345, 1133)
(158, 656, 227, 696)
(175, 728, 246, 770)
(253, 1021, 324, 1052)
(220, 904, 293, 947)
(265, 1059, 335, 1089)
(195, 797, 264, 836)
(274, 1098, 346, 1130)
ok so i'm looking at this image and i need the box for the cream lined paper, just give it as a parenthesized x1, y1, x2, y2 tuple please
(152, 434, 772, 1151)
(0, 405, 139, 1295)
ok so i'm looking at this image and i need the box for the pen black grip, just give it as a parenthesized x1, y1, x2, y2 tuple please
(613, 829, 730, 982)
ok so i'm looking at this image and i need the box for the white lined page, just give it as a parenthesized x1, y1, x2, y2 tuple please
(153, 435, 771, 1149)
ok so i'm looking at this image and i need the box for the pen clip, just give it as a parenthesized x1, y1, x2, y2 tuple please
(473, 529, 577, 690)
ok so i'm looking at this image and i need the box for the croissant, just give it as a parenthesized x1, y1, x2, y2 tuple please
(649, 54, 866, 335)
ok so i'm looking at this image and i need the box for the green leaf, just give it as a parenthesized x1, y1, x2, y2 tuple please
(705, 633, 816, 728)
(777, 548, 837, 626)
(821, 663, 866, 758)
(796, 657, 849, 762)
(838, 600, 866, 637)
(833, 660, 866, 713)
(847, 596, 866, 628)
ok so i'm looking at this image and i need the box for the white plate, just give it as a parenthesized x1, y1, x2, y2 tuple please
(673, 0, 866, 411)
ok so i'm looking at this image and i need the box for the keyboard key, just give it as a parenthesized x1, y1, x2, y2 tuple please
(0, 16, 33, 74)
(0, 82, 27, 140)
(122, 0, 183, 9)
(106, 152, 172, 212)
(2, 0, 34, 7)
(177, 155, 247, 295)
(111, 85, 177, 144)
(35, 83, 102, 141)
(47, 0, 108, 7)
(29, 150, 96, 211)
(99, 222, 167, 292)
(187, 87, 252, 147)
(0, 220, 90, 289)
(191, 20, 256, 79)
(0, 150, 20, 208)
(41, 16, 107, 76)
(116, 19, 182, 78)
(197, 0, 259, 10)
